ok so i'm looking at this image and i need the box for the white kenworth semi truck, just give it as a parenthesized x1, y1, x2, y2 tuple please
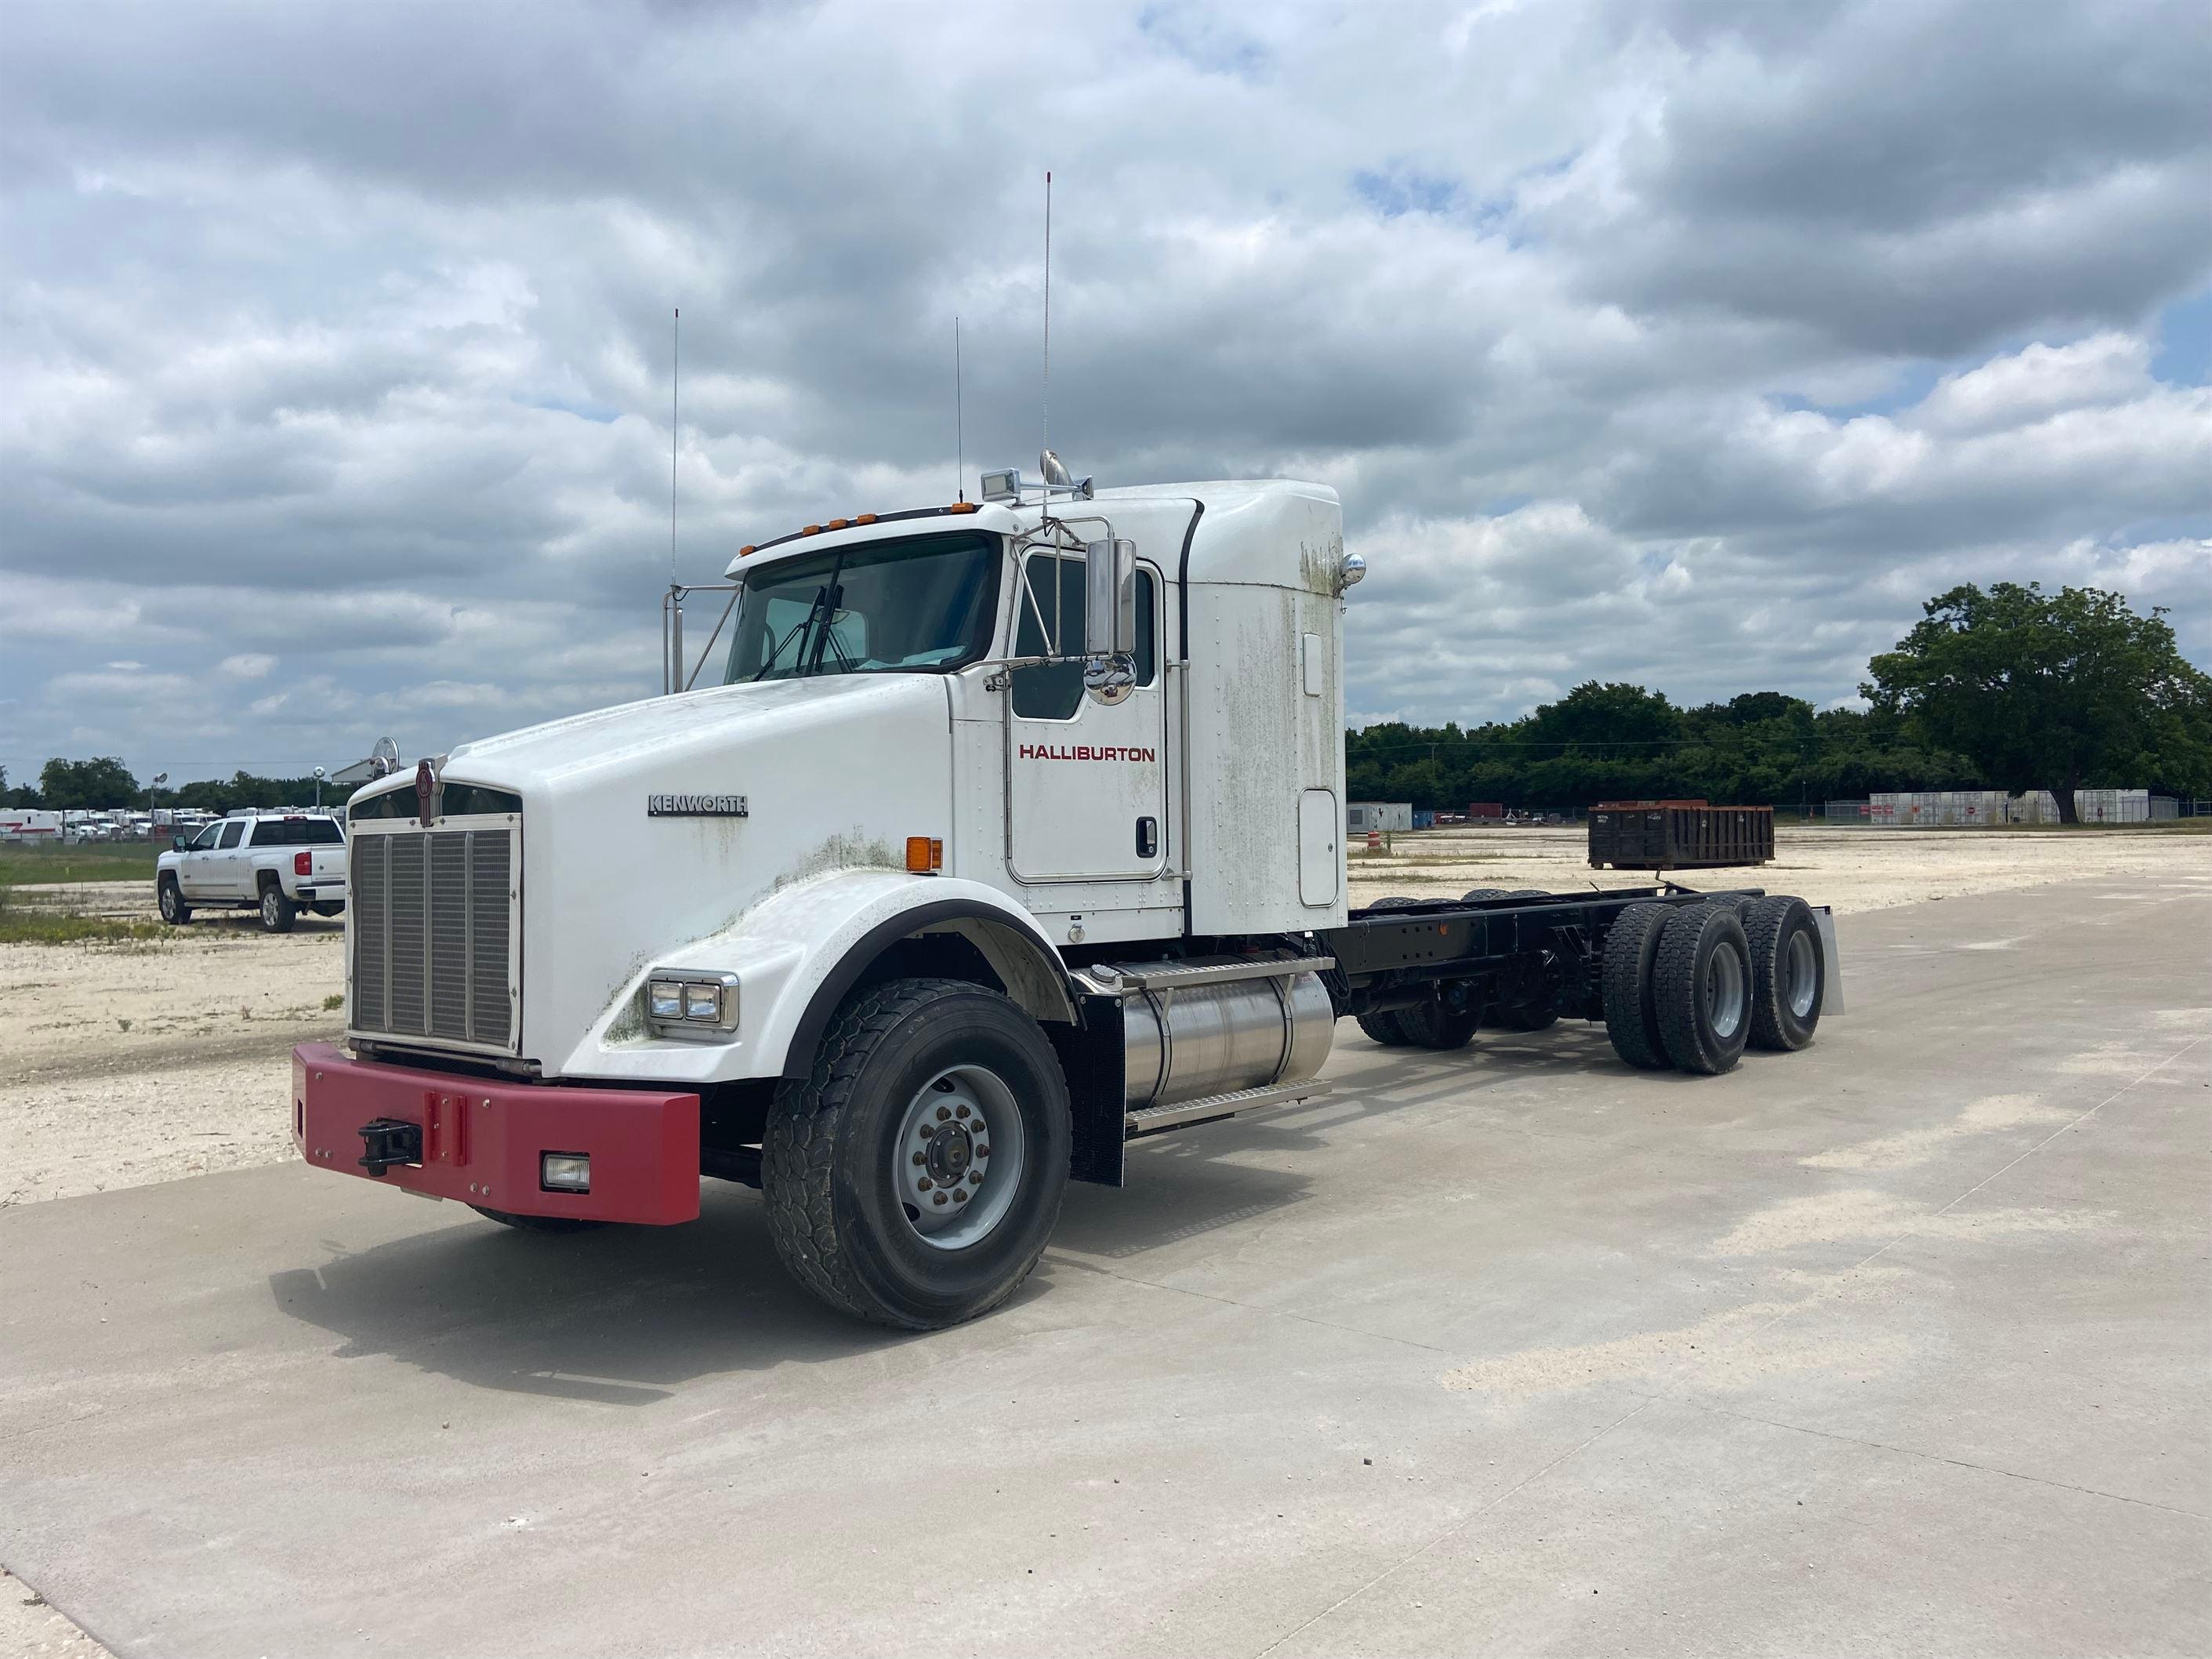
(294, 471, 1840, 1328)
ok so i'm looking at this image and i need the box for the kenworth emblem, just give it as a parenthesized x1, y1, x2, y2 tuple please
(647, 793, 749, 817)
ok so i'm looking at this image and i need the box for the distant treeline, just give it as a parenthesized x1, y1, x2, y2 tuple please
(1348, 683, 1994, 811)
(2, 757, 359, 813)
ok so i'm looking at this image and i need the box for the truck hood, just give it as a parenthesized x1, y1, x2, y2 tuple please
(444, 675, 934, 792)
(379, 673, 960, 1074)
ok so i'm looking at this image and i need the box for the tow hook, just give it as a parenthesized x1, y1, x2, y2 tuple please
(357, 1118, 423, 1176)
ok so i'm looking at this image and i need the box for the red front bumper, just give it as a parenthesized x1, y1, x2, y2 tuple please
(292, 1043, 702, 1225)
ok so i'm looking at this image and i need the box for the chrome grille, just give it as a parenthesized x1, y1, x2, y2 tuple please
(350, 822, 517, 1051)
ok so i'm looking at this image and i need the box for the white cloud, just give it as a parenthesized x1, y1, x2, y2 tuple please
(1, 0, 2207, 773)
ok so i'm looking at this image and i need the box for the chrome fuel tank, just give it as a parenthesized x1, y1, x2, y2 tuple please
(1118, 967, 1334, 1109)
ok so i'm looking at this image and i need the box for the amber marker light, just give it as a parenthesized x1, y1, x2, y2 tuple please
(826, 518, 849, 530)
(945, 502, 979, 514)
(854, 513, 878, 525)
(905, 837, 944, 874)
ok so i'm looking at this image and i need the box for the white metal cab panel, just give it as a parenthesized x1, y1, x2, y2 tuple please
(1159, 481, 1348, 935)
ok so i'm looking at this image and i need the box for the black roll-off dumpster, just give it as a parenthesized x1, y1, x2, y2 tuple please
(1588, 800, 1775, 871)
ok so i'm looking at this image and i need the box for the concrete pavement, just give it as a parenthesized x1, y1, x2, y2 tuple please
(3, 875, 2207, 1656)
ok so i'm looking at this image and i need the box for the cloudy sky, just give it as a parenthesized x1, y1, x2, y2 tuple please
(3, 0, 2208, 783)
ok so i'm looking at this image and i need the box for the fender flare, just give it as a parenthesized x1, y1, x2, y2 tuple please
(778, 896, 1078, 1080)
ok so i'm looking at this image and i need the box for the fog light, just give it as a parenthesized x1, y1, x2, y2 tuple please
(647, 980, 684, 1021)
(540, 1153, 590, 1193)
(683, 982, 722, 1022)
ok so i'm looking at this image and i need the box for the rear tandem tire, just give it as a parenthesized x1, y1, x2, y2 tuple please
(1395, 993, 1481, 1051)
(1355, 898, 1427, 1047)
(1741, 895, 1824, 1051)
(763, 976, 1072, 1330)
(1356, 1011, 1414, 1047)
(1601, 903, 1674, 1070)
(1652, 903, 1753, 1076)
(470, 1206, 607, 1234)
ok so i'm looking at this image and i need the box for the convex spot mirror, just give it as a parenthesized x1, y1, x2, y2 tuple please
(1083, 537, 1137, 705)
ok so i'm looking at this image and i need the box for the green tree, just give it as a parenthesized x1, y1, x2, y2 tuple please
(38, 756, 140, 809)
(1865, 583, 2212, 823)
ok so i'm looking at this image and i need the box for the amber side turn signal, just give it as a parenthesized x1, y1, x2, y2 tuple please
(905, 836, 944, 874)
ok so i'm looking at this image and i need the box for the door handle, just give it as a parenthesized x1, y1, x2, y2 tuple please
(1136, 817, 1158, 859)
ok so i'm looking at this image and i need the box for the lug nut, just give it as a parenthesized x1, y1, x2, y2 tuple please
(936, 1105, 951, 1121)
(952, 1189, 969, 1203)
(933, 1192, 948, 1206)
(917, 1178, 932, 1191)
(974, 1144, 989, 1158)
(912, 1151, 927, 1165)
(968, 1169, 983, 1184)
(955, 1104, 970, 1119)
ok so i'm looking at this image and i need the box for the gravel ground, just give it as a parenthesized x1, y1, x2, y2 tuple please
(2, 826, 2207, 1212)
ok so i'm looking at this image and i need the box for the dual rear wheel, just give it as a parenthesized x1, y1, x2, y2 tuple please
(1601, 896, 1824, 1075)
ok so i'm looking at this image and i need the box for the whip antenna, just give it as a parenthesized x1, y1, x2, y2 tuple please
(1042, 169, 1050, 463)
(670, 307, 680, 583)
(955, 314, 965, 503)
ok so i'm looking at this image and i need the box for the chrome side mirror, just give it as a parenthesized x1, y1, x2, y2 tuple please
(1084, 538, 1134, 658)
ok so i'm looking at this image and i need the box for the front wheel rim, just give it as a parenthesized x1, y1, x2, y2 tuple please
(161, 886, 177, 919)
(1705, 943, 1746, 1040)
(1785, 930, 1819, 1018)
(892, 1064, 1027, 1251)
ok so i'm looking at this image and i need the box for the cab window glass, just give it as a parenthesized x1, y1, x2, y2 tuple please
(1133, 568, 1157, 686)
(1011, 554, 1085, 720)
(217, 821, 245, 849)
(1011, 557, 1159, 718)
(190, 824, 221, 851)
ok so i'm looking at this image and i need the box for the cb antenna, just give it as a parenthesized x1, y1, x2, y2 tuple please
(955, 314, 965, 502)
(1042, 169, 1051, 463)
(669, 306, 680, 584)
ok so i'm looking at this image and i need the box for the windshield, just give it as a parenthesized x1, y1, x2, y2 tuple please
(723, 532, 999, 684)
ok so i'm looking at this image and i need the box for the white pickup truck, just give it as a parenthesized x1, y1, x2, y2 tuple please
(158, 811, 348, 931)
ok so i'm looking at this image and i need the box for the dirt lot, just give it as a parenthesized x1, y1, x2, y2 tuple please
(2, 826, 2208, 1210)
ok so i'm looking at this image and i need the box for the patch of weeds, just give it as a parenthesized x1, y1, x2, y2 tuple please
(321, 993, 344, 1011)
(118, 1017, 132, 1032)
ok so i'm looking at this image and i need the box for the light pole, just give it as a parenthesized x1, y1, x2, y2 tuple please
(149, 771, 168, 834)
(313, 766, 326, 811)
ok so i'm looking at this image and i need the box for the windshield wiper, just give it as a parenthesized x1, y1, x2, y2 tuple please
(752, 584, 834, 681)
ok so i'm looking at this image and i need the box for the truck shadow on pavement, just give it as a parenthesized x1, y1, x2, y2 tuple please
(264, 1025, 1692, 1402)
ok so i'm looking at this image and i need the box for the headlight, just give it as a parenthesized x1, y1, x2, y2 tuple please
(642, 970, 740, 1036)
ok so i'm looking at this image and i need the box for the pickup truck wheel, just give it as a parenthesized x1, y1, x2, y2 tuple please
(158, 877, 191, 925)
(258, 880, 298, 933)
(1601, 903, 1673, 1070)
(763, 976, 1071, 1330)
(1653, 903, 1753, 1076)
(1742, 895, 1823, 1051)
(470, 1205, 607, 1234)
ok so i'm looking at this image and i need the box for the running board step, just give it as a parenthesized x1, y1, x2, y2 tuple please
(1125, 1080, 1333, 1139)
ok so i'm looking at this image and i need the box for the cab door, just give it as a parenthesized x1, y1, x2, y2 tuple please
(1006, 550, 1169, 883)
(174, 822, 223, 898)
(204, 819, 248, 897)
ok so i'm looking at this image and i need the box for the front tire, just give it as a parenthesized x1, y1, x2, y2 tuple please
(259, 882, 297, 933)
(764, 977, 1072, 1330)
(158, 877, 192, 925)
